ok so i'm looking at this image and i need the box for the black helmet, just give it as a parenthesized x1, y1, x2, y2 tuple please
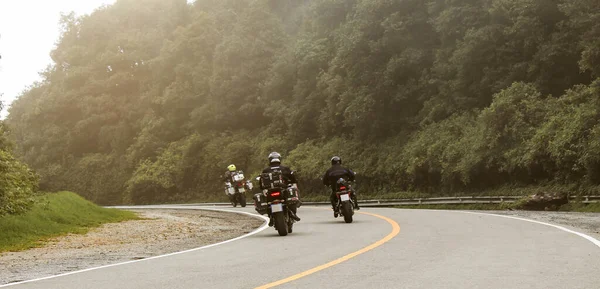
(268, 152, 282, 165)
(331, 156, 342, 165)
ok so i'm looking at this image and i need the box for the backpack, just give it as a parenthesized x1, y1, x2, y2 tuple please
(260, 167, 286, 189)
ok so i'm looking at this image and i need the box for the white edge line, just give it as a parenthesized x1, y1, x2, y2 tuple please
(454, 210, 600, 248)
(0, 207, 269, 288)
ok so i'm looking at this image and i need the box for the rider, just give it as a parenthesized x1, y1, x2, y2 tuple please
(223, 164, 237, 183)
(223, 164, 238, 202)
(323, 156, 359, 217)
(260, 152, 301, 225)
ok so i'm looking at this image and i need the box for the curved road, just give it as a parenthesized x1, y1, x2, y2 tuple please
(3, 206, 600, 289)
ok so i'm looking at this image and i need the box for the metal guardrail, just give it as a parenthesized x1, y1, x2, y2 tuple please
(576, 195, 600, 203)
(179, 195, 600, 208)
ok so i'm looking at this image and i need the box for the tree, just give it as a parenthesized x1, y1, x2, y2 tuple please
(6, 0, 600, 203)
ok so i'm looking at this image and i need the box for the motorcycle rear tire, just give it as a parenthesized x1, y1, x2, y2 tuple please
(240, 194, 247, 207)
(274, 212, 288, 236)
(342, 202, 353, 223)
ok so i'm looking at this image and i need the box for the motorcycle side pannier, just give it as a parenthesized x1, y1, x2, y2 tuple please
(285, 187, 299, 205)
(253, 193, 269, 215)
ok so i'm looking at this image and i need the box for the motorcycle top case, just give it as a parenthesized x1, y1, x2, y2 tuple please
(232, 172, 245, 182)
(253, 193, 269, 215)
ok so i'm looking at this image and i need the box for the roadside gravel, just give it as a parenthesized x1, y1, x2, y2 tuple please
(0, 209, 263, 285)
(486, 210, 600, 240)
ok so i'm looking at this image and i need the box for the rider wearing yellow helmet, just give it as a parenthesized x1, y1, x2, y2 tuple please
(223, 164, 237, 182)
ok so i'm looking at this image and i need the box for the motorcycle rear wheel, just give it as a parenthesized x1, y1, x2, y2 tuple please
(239, 194, 247, 207)
(274, 212, 288, 236)
(342, 202, 353, 223)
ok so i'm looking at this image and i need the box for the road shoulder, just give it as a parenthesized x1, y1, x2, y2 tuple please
(0, 209, 262, 285)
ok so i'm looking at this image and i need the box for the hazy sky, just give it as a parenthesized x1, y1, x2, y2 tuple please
(0, 0, 116, 118)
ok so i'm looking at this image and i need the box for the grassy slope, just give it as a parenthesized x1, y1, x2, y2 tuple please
(558, 202, 600, 213)
(0, 191, 138, 252)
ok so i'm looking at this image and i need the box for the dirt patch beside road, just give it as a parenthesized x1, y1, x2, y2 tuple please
(486, 210, 600, 240)
(0, 209, 263, 285)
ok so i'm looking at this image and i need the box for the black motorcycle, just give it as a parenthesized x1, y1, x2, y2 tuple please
(254, 176, 299, 236)
(334, 178, 356, 223)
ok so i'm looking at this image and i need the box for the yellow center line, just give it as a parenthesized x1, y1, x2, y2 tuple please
(254, 210, 401, 289)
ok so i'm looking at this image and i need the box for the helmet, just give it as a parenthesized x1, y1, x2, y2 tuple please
(227, 164, 237, 172)
(268, 152, 282, 165)
(331, 156, 342, 165)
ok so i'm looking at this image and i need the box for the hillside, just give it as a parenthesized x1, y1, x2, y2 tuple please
(6, 0, 600, 204)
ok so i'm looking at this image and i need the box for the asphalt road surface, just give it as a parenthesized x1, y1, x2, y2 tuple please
(3, 206, 599, 289)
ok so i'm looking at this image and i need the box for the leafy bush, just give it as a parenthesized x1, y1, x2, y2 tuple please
(0, 118, 39, 215)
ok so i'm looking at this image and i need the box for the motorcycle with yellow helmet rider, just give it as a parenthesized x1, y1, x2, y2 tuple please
(223, 164, 252, 207)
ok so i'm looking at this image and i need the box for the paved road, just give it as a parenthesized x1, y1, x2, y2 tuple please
(4, 206, 600, 289)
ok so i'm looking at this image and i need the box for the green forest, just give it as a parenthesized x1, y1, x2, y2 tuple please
(0, 102, 38, 215)
(4, 0, 600, 205)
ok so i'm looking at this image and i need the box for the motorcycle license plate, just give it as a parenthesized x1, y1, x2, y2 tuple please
(271, 203, 283, 213)
(340, 194, 350, 201)
(238, 188, 245, 193)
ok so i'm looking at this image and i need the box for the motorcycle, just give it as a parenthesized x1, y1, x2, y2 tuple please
(334, 178, 356, 223)
(253, 176, 300, 236)
(225, 171, 250, 207)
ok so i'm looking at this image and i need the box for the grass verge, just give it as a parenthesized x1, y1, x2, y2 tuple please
(558, 202, 600, 213)
(0, 191, 138, 253)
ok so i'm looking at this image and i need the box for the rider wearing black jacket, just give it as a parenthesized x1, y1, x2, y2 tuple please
(323, 156, 359, 216)
(261, 154, 297, 186)
(261, 152, 301, 225)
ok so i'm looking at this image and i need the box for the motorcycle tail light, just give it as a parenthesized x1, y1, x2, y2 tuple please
(270, 192, 281, 197)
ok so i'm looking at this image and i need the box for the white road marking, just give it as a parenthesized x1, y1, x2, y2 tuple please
(0, 207, 268, 288)
(457, 210, 600, 248)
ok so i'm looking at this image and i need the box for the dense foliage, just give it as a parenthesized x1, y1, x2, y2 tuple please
(6, 0, 600, 204)
(0, 102, 39, 215)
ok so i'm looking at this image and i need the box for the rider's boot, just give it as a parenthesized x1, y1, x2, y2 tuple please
(330, 197, 339, 217)
(290, 205, 301, 221)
